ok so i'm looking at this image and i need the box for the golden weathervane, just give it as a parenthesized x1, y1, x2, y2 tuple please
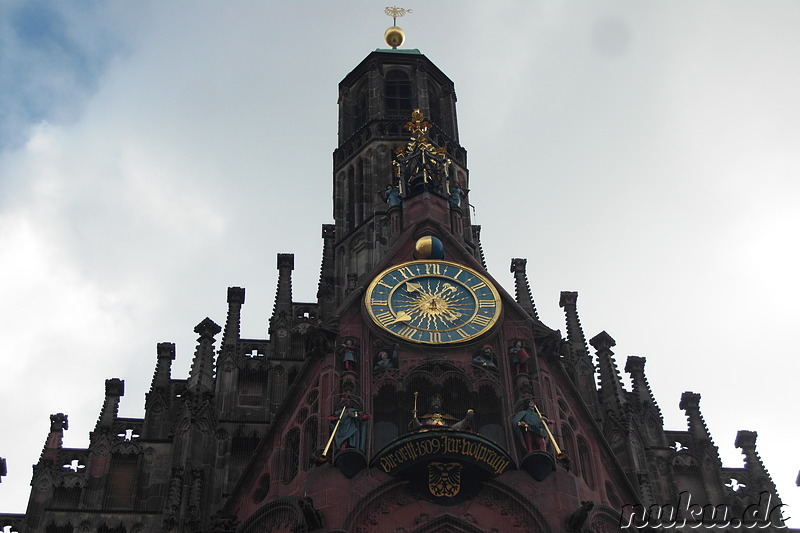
(384, 6, 413, 48)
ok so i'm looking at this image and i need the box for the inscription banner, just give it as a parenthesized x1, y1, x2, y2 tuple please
(371, 431, 514, 477)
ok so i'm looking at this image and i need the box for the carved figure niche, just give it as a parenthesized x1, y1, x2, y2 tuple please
(476, 384, 505, 448)
(373, 384, 404, 451)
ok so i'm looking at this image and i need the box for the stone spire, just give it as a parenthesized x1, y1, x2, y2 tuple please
(317, 224, 336, 318)
(222, 287, 245, 348)
(40, 413, 68, 464)
(559, 291, 589, 361)
(561, 292, 601, 419)
(625, 356, 662, 419)
(150, 342, 176, 393)
(590, 331, 628, 421)
(678, 391, 712, 444)
(187, 318, 222, 393)
(94, 378, 124, 431)
(735, 430, 781, 499)
(510, 258, 539, 319)
(272, 253, 294, 316)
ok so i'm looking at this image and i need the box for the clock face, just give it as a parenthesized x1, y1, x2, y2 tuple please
(365, 260, 502, 344)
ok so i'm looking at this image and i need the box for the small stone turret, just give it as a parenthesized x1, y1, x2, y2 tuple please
(222, 287, 246, 348)
(510, 258, 539, 319)
(150, 342, 176, 392)
(95, 378, 124, 432)
(40, 413, 68, 464)
(560, 291, 600, 419)
(679, 392, 714, 445)
(591, 331, 628, 422)
(187, 318, 222, 394)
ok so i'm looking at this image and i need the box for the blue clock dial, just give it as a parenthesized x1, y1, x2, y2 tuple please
(365, 260, 502, 344)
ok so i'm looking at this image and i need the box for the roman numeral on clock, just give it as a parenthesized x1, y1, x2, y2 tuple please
(425, 263, 441, 275)
(375, 311, 395, 326)
(472, 315, 492, 327)
(397, 326, 418, 340)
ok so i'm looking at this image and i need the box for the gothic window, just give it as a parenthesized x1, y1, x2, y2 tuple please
(335, 171, 346, 223)
(104, 453, 138, 509)
(353, 85, 368, 132)
(384, 70, 411, 115)
(231, 433, 260, 486)
(291, 331, 304, 356)
(561, 424, 577, 474)
(427, 86, 441, 126)
(577, 437, 595, 488)
(238, 368, 267, 406)
(672, 455, 707, 506)
(302, 417, 318, 471)
(282, 428, 300, 483)
(98, 526, 126, 533)
(605, 481, 621, 508)
(45, 525, 73, 533)
(354, 159, 364, 224)
(476, 385, 505, 447)
(52, 484, 81, 507)
(346, 166, 355, 231)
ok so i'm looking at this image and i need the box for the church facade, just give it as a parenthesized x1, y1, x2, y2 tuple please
(0, 45, 791, 533)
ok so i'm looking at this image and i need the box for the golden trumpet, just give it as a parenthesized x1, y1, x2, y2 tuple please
(534, 403, 569, 462)
(318, 405, 347, 462)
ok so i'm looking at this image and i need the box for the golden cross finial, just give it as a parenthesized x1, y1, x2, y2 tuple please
(385, 6, 413, 26)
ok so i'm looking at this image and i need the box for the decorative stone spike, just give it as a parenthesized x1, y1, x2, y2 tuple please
(590, 331, 628, 421)
(95, 378, 124, 430)
(222, 287, 245, 348)
(559, 291, 590, 359)
(187, 318, 222, 393)
(735, 430, 783, 512)
(41, 413, 68, 463)
(150, 342, 176, 392)
(625, 356, 663, 420)
(272, 253, 295, 316)
(510, 258, 539, 319)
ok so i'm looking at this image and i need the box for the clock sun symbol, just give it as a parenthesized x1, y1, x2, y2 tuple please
(402, 281, 472, 328)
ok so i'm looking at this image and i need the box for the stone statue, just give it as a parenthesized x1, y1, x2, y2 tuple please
(410, 394, 474, 431)
(512, 401, 549, 453)
(329, 402, 369, 451)
(373, 344, 399, 371)
(299, 496, 324, 531)
(567, 501, 594, 532)
(448, 182, 466, 209)
(339, 339, 357, 372)
(509, 340, 531, 375)
(472, 345, 497, 371)
(384, 184, 402, 208)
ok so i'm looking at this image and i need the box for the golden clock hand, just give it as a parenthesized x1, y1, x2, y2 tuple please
(390, 311, 413, 324)
(405, 281, 424, 293)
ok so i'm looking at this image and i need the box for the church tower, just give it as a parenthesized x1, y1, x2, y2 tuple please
(0, 19, 791, 533)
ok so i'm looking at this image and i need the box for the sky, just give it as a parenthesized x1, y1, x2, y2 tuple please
(1, 0, 798, 524)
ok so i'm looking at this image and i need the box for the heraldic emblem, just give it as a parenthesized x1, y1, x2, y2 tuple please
(428, 461, 462, 497)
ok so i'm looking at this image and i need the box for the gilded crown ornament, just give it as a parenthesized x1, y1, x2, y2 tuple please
(392, 109, 452, 197)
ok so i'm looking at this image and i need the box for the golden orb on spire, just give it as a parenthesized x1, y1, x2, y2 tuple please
(384, 6, 412, 49)
(384, 26, 405, 48)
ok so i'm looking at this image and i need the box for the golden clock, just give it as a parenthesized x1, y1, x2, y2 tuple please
(365, 260, 502, 344)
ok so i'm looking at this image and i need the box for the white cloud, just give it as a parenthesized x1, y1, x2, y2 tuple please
(1, 1, 799, 524)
